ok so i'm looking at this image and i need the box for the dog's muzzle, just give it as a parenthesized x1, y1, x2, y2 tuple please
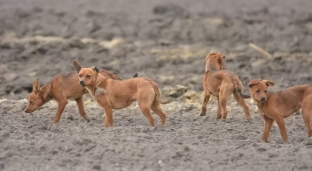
(79, 81, 85, 87)
(260, 97, 266, 102)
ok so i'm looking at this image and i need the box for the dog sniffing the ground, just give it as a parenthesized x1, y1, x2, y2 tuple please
(248, 79, 312, 143)
(72, 60, 170, 127)
(199, 52, 251, 120)
(25, 70, 137, 123)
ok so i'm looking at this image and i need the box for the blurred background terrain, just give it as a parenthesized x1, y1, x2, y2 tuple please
(1, 0, 312, 171)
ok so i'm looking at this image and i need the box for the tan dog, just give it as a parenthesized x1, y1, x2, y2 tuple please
(72, 60, 169, 127)
(248, 79, 312, 143)
(25, 70, 138, 123)
(199, 52, 251, 120)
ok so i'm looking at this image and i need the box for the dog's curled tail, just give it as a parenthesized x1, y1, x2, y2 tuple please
(149, 80, 171, 104)
(155, 88, 171, 104)
(230, 74, 250, 99)
(235, 88, 250, 99)
(157, 98, 171, 104)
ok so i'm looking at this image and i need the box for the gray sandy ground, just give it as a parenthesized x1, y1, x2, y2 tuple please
(1, 0, 312, 170)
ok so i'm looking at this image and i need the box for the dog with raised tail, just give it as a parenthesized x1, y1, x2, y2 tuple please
(199, 52, 251, 120)
(72, 60, 170, 127)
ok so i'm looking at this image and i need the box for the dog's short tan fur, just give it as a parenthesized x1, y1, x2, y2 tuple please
(24, 70, 134, 123)
(248, 79, 312, 143)
(199, 52, 251, 120)
(73, 60, 169, 127)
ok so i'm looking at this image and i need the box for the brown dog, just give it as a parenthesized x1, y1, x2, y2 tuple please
(199, 52, 251, 120)
(72, 60, 169, 127)
(25, 70, 138, 123)
(248, 79, 312, 143)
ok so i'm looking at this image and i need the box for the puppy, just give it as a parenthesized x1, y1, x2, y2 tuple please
(199, 52, 251, 120)
(25, 70, 137, 123)
(72, 60, 169, 127)
(248, 79, 312, 143)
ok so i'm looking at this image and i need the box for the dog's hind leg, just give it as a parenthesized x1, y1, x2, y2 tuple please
(216, 97, 222, 119)
(52, 99, 68, 123)
(138, 89, 155, 126)
(151, 102, 166, 126)
(218, 87, 231, 120)
(233, 92, 251, 120)
(199, 92, 211, 116)
(302, 99, 312, 137)
(75, 96, 90, 122)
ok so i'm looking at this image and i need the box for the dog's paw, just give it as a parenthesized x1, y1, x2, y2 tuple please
(199, 112, 206, 116)
(306, 137, 312, 146)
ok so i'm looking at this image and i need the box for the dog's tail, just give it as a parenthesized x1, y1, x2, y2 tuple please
(235, 88, 250, 99)
(155, 87, 171, 104)
(230, 75, 250, 99)
(149, 80, 171, 104)
(133, 73, 138, 78)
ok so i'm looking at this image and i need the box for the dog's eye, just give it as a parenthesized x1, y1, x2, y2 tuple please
(86, 75, 91, 78)
(78, 74, 82, 78)
(256, 90, 260, 93)
(30, 100, 33, 104)
(264, 90, 268, 93)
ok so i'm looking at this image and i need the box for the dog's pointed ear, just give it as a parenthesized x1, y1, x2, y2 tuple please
(218, 57, 225, 70)
(248, 79, 261, 88)
(263, 80, 275, 87)
(92, 66, 100, 73)
(206, 52, 216, 60)
(32, 80, 40, 94)
(72, 60, 82, 73)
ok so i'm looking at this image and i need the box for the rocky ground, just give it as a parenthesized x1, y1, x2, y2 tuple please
(1, 0, 312, 170)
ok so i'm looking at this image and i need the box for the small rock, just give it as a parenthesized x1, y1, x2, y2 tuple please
(67, 115, 74, 121)
(153, 3, 189, 19)
(0, 131, 10, 142)
(73, 138, 92, 146)
(165, 85, 188, 98)
(69, 39, 85, 49)
(184, 146, 190, 152)
(4, 73, 18, 82)
(93, 165, 101, 170)
(183, 90, 201, 103)
(257, 147, 267, 152)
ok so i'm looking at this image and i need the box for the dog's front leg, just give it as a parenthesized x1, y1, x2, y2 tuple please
(261, 114, 274, 142)
(52, 99, 68, 123)
(103, 106, 113, 127)
(271, 114, 288, 143)
(75, 96, 90, 122)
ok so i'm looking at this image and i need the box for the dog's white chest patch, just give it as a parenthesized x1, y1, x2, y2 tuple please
(95, 87, 107, 96)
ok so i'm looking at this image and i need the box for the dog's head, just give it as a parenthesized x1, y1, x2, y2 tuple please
(25, 80, 44, 113)
(72, 60, 100, 87)
(248, 79, 275, 103)
(205, 52, 226, 72)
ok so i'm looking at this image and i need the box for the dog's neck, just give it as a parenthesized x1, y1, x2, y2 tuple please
(39, 82, 53, 103)
(86, 74, 109, 96)
(205, 60, 220, 73)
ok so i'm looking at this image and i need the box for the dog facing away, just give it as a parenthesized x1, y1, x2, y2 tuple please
(72, 60, 169, 127)
(199, 52, 251, 120)
(248, 79, 312, 143)
(25, 70, 138, 123)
